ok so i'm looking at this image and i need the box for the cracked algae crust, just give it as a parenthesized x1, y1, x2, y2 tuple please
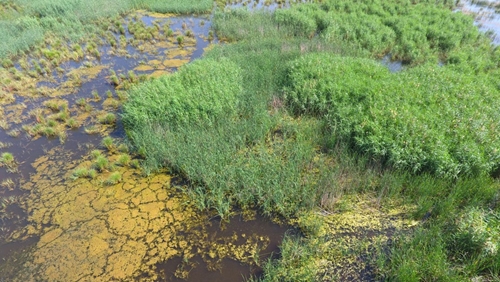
(16, 147, 270, 281)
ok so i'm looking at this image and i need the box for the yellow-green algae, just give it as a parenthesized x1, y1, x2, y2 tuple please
(292, 195, 419, 281)
(13, 146, 270, 281)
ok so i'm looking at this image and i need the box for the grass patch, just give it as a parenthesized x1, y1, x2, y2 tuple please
(118, 1, 500, 281)
(104, 171, 122, 185)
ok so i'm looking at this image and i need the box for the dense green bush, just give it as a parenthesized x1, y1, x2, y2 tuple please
(274, 6, 318, 38)
(283, 53, 389, 116)
(123, 58, 241, 130)
(284, 53, 500, 177)
(272, 0, 485, 64)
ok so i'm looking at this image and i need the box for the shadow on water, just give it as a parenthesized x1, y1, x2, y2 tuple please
(155, 213, 291, 281)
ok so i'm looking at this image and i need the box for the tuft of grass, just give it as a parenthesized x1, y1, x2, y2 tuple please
(98, 113, 116, 125)
(0, 152, 15, 166)
(66, 118, 79, 129)
(92, 155, 110, 172)
(101, 136, 115, 151)
(72, 167, 97, 180)
(76, 98, 87, 107)
(84, 125, 99, 135)
(116, 154, 131, 166)
(176, 36, 184, 46)
(92, 90, 100, 101)
(130, 159, 141, 169)
(104, 171, 122, 185)
(90, 149, 102, 159)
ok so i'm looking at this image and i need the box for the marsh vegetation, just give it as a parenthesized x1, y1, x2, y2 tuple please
(2, 0, 500, 281)
(123, 0, 500, 280)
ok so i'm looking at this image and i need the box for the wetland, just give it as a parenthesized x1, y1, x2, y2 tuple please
(2, 0, 500, 281)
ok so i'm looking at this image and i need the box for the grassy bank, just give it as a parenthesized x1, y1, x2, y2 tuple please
(0, 0, 212, 59)
(123, 0, 500, 280)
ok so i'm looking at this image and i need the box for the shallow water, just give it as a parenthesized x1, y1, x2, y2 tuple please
(458, 0, 500, 45)
(0, 10, 289, 282)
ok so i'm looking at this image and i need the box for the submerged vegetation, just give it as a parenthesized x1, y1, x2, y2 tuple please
(122, 0, 500, 280)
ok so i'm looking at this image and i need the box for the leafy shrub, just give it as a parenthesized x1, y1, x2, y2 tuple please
(322, 13, 396, 57)
(274, 6, 318, 38)
(283, 53, 390, 116)
(123, 58, 242, 130)
(284, 53, 500, 177)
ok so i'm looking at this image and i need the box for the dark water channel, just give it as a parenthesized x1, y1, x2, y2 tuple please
(0, 10, 290, 282)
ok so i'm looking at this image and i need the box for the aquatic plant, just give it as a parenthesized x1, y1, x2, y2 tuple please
(91, 90, 100, 101)
(0, 178, 15, 189)
(0, 120, 9, 130)
(98, 113, 116, 125)
(0, 152, 15, 169)
(116, 154, 131, 166)
(284, 53, 500, 178)
(93, 155, 110, 172)
(66, 118, 79, 129)
(123, 58, 241, 130)
(101, 136, 115, 151)
(6, 129, 20, 137)
(104, 171, 122, 185)
(58, 131, 67, 143)
(176, 36, 184, 46)
(76, 98, 87, 107)
(84, 125, 99, 135)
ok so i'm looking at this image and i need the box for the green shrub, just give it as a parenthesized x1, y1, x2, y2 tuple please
(123, 58, 242, 130)
(274, 7, 317, 38)
(284, 53, 500, 177)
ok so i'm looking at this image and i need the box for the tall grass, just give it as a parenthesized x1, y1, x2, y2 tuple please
(284, 53, 500, 178)
(121, 1, 500, 280)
